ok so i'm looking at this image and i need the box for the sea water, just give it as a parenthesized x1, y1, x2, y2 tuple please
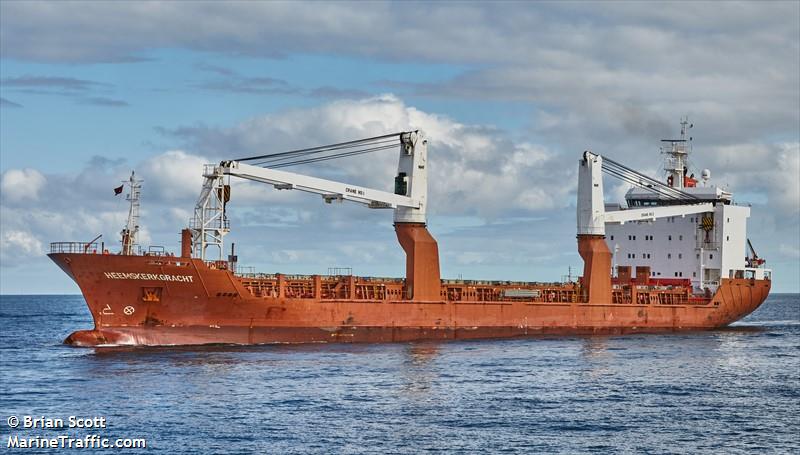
(1, 294, 798, 453)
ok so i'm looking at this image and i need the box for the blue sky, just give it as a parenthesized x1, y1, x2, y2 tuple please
(1, 1, 798, 293)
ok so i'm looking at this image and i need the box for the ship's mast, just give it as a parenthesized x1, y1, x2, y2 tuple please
(121, 171, 142, 255)
(661, 117, 693, 189)
(190, 166, 230, 261)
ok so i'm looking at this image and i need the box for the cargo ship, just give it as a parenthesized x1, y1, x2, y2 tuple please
(49, 120, 771, 346)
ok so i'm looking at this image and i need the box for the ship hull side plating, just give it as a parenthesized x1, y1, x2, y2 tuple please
(50, 253, 771, 347)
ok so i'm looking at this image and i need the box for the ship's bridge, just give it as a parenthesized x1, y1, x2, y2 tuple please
(623, 185, 732, 208)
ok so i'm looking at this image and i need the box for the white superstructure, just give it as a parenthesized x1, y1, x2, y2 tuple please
(604, 119, 771, 293)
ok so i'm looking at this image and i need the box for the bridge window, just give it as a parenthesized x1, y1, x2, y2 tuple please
(668, 235, 672, 241)
(610, 235, 614, 240)
(668, 253, 672, 259)
(678, 253, 682, 259)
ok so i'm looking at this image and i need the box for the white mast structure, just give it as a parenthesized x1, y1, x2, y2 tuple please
(662, 117, 692, 190)
(121, 171, 142, 256)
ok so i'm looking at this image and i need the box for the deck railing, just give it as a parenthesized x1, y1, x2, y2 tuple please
(50, 242, 101, 254)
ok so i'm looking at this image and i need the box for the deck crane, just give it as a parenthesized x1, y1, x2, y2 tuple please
(188, 131, 441, 301)
(746, 239, 765, 268)
(576, 151, 716, 303)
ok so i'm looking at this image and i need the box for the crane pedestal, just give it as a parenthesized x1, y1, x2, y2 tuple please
(395, 222, 441, 301)
(181, 228, 193, 258)
(578, 234, 612, 303)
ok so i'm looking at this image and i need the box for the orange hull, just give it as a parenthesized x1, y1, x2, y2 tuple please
(50, 253, 771, 347)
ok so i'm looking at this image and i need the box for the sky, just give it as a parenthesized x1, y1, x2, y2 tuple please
(1, 1, 798, 293)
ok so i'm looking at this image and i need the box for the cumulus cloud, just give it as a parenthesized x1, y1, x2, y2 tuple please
(138, 150, 209, 201)
(159, 95, 573, 217)
(0, 230, 44, 265)
(1, 168, 47, 202)
(0, 150, 206, 268)
(705, 141, 800, 214)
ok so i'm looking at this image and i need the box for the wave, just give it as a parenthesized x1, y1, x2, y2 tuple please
(733, 319, 800, 327)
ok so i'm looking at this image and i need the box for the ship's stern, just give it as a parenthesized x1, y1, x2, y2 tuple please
(709, 277, 772, 327)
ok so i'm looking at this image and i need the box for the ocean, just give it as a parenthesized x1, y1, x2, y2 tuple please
(1, 294, 798, 454)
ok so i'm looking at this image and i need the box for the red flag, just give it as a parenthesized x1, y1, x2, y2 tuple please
(114, 185, 124, 195)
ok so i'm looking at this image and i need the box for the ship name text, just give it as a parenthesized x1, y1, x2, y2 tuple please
(103, 272, 194, 282)
(345, 187, 365, 196)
